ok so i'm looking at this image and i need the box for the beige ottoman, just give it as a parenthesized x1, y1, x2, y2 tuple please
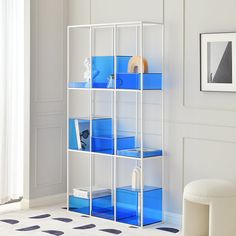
(183, 179, 236, 236)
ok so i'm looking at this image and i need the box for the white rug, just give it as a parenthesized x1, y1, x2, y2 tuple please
(0, 204, 181, 236)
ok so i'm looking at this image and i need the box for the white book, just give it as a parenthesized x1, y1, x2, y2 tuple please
(73, 187, 111, 199)
(74, 119, 81, 149)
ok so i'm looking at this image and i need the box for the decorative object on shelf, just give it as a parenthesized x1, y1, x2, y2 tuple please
(83, 57, 91, 83)
(128, 56, 148, 73)
(200, 32, 236, 92)
(132, 167, 141, 190)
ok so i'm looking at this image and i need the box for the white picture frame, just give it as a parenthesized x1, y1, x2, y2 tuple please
(200, 32, 236, 92)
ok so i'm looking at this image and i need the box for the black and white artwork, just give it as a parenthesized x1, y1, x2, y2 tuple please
(200, 33, 236, 92)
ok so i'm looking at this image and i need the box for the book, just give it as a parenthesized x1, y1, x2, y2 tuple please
(74, 119, 81, 150)
(73, 186, 111, 199)
(69, 118, 90, 151)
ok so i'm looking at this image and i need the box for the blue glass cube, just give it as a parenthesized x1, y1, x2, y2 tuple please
(116, 186, 162, 226)
(69, 195, 90, 214)
(92, 195, 114, 220)
(92, 136, 135, 154)
(92, 56, 131, 88)
(116, 73, 162, 90)
(69, 194, 114, 220)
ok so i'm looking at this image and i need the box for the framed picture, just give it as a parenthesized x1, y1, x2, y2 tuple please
(200, 32, 236, 92)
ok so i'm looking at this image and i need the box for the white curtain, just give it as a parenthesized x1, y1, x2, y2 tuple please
(0, 0, 24, 204)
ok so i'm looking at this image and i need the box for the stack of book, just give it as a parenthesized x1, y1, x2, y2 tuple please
(73, 186, 111, 199)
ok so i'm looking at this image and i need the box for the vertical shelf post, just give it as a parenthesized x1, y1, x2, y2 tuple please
(161, 22, 165, 223)
(66, 26, 70, 212)
(140, 21, 144, 228)
(89, 25, 93, 216)
(113, 24, 117, 222)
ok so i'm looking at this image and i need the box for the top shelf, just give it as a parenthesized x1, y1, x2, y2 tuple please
(67, 21, 164, 29)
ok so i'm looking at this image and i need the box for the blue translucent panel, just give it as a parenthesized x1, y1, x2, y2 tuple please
(69, 195, 115, 220)
(92, 195, 114, 220)
(143, 188, 162, 225)
(92, 56, 131, 88)
(116, 186, 162, 226)
(117, 148, 162, 158)
(68, 81, 89, 88)
(116, 73, 162, 90)
(116, 186, 139, 226)
(69, 119, 90, 151)
(69, 195, 90, 214)
(92, 118, 113, 137)
(92, 136, 135, 154)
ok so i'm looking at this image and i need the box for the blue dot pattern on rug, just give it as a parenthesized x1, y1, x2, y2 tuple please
(52, 217, 72, 223)
(29, 214, 51, 219)
(73, 224, 96, 229)
(0, 219, 19, 224)
(42, 230, 64, 235)
(157, 227, 179, 233)
(16, 225, 40, 231)
(100, 229, 122, 234)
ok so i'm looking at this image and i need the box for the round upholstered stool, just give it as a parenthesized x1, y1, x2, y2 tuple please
(183, 179, 236, 236)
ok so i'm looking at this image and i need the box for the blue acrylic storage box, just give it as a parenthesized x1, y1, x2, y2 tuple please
(92, 56, 131, 88)
(69, 195, 90, 214)
(92, 195, 114, 220)
(92, 118, 113, 137)
(69, 194, 114, 219)
(69, 118, 113, 151)
(116, 186, 162, 226)
(116, 73, 162, 90)
(92, 136, 135, 155)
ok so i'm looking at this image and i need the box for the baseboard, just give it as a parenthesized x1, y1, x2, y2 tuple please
(164, 211, 182, 226)
(21, 193, 67, 209)
(0, 202, 22, 214)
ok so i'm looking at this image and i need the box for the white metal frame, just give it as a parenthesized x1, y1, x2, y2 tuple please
(67, 21, 164, 228)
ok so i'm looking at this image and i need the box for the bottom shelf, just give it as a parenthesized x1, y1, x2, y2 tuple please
(69, 186, 162, 226)
(69, 195, 114, 220)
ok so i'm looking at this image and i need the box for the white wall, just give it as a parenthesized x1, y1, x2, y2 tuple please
(29, 0, 236, 216)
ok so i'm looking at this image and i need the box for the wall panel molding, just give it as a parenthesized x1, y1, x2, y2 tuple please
(183, 0, 236, 112)
(182, 136, 236, 189)
(32, 0, 64, 103)
(34, 126, 63, 188)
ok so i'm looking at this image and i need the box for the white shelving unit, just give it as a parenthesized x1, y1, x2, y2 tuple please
(67, 21, 164, 228)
